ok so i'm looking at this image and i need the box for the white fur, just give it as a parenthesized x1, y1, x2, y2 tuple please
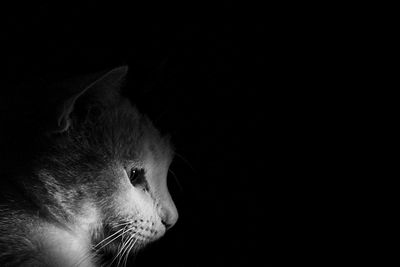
(33, 204, 99, 267)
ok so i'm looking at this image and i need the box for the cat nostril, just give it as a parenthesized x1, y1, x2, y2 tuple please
(159, 205, 179, 230)
(161, 219, 174, 230)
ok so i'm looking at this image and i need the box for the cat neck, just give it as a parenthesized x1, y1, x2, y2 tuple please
(32, 202, 100, 267)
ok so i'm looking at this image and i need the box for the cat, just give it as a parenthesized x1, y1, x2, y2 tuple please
(0, 66, 178, 266)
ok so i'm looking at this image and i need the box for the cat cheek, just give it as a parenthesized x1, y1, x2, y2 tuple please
(115, 186, 141, 214)
(115, 186, 151, 216)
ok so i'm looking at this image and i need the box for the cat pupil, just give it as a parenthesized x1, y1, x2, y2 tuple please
(130, 169, 139, 182)
(129, 168, 146, 186)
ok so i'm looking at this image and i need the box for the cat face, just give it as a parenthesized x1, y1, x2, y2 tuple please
(100, 128, 178, 251)
(48, 66, 178, 255)
(110, 139, 177, 246)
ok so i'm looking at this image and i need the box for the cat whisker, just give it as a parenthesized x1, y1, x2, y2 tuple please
(117, 230, 137, 266)
(91, 227, 134, 267)
(120, 235, 139, 267)
(116, 231, 138, 267)
(73, 226, 129, 267)
(168, 169, 183, 192)
(94, 226, 132, 252)
(122, 220, 151, 266)
(108, 241, 125, 267)
(122, 244, 131, 267)
(74, 223, 136, 266)
(92, 226, 127, 249)
(123, 236, 139, 267)
(119, 220, 149, 267)
(174, 151, 197, 173)
(109, 229, 137, 267)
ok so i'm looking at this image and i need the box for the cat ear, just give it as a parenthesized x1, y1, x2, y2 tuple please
(56, 66, 128, 132)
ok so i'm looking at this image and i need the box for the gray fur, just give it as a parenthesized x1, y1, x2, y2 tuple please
(0, 66, 177, 266)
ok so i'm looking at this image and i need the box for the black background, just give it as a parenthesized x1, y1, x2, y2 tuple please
(0, 2, 294, 267)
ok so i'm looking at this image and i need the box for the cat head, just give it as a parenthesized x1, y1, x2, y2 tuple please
(42, 66, 178, 252)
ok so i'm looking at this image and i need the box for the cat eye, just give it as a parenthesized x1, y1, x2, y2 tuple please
(128, 168, 146, 187)
(129, 169, 139, 182)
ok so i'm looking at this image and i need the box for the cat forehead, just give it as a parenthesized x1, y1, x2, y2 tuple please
(116, 111, 174, 165)
(143, 136, 174, 165)
(93, 101, 172, 161)
(123, 139, 172, 173)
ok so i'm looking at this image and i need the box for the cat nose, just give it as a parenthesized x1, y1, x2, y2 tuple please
(159, 202, 178, 230)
